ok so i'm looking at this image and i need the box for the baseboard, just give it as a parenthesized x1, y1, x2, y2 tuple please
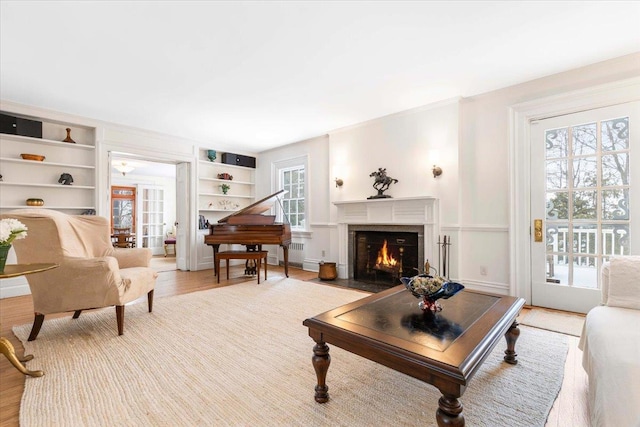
(0, 276, 30, 298)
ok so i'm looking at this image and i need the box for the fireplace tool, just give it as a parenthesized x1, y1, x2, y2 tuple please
(437, 235, 451, 279)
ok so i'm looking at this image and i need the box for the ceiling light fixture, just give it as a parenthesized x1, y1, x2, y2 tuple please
(114, 162, 135, 176)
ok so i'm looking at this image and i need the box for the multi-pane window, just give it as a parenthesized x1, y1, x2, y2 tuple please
(545, 116, 630, 289)
(111, 186, 136, 232)
(281, 166, 305, 229)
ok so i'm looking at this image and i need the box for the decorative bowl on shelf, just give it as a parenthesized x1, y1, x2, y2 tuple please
(26, 198, 45, 207)
(400, 274, 465, 313)
(20, 153, 45, 161)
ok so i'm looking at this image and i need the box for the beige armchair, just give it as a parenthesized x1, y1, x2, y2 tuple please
(1, 209, 158, 341)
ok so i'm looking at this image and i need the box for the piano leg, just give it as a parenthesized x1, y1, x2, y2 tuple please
(211, 245, 220, 277)
(283, 246, 290, 278)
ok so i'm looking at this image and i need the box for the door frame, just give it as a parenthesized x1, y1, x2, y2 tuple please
(102, 148, 195, 270)
(509, 77, 640, 303)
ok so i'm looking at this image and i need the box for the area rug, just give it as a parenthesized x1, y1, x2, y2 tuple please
(519, 308, 585, 337)
(14, 278, 569, 426)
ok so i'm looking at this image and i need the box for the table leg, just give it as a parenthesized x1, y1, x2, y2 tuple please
(436, 395, 464, 426)
(311, 340, 331, 403)
(504, 320, 520, 365)
(0, 336, 44, 377)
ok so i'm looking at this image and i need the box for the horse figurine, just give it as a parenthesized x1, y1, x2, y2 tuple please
(368, 167, 398, 199)
(58, 173, 74, 185)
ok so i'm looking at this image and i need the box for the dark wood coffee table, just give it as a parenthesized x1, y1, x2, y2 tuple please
(303, 285, 525, 427)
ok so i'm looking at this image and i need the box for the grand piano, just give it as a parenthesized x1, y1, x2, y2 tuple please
(204, 189, 292, 277)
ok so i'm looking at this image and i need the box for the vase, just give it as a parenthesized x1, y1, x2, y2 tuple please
(400, 275, 465, 313)
(207, 150, 217, 162)
(0, 244, 10, 274)
(419, 296, 442, 313)
(62, 128, 76, 143)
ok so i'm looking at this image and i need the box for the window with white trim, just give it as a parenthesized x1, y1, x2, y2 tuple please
(280, 165, 306, 230)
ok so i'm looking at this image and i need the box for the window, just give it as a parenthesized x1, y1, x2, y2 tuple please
(111, 186, 136, 233)
(280, 165, 306, 229)
(545, 115, 630, 288)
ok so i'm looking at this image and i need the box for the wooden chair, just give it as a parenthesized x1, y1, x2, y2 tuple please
(112, 227, 134, 248)
(164, 230, 176, 257)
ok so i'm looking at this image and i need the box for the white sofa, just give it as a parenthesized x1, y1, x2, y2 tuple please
(579, 257, 640, 427)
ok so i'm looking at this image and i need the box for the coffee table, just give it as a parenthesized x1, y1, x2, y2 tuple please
(303, 285, 525, 427)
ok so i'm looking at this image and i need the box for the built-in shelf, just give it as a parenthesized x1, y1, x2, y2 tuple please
(1, 205, 95, 210)
(198, 177, 253, 185)
(0, 110, 98, 213)
(199, 193, 253, 198)
(196, 148, 257, 270)
(0, 157, 95, 169)
(0, 182, 95, 190)
(0, 133, 95, 150)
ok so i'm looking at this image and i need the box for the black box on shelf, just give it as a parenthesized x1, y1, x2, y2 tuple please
(0, 113, 43, 138)
(222, 152, 256, 168)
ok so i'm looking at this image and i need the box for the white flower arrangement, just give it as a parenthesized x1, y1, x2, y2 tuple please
(0, 218, 28, 246)
(409, 274, 446, 295)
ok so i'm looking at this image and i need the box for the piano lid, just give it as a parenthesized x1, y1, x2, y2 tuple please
(217, 189, 287, 224)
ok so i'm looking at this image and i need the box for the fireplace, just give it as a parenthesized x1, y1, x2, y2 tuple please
(334, 197, 438, 283)
(354, 230, 420, 286)
(348, 224, 425, 286)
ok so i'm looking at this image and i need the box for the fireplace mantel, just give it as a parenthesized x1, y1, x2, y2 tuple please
(334, 197, 439, 279)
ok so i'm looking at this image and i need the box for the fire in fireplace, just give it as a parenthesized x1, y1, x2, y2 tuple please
(354, 230, 419, 286)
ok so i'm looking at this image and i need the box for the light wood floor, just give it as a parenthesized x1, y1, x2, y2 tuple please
(0, 266, 588, 426)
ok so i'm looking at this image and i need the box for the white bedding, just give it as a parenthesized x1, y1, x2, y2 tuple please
(579, 306, 640, 427)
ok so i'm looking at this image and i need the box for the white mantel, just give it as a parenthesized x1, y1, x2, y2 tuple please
(334, 197, 439, 279)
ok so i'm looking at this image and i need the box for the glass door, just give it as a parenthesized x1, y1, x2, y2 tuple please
(138, 185, 165, 255)
(531, 102, 639, 313)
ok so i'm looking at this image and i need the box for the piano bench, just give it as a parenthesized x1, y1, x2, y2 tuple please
(215, 250, 269, 284)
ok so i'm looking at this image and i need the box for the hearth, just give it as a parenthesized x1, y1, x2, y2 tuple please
(354, 230, 419, 286)
(348, 224, 424, 287)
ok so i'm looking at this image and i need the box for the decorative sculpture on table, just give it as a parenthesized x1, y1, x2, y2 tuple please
(368, 167, 398, 199)
(58, 173, 74, 185)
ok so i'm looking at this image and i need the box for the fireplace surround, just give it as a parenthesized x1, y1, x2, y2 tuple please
(334, 197, 438, 282)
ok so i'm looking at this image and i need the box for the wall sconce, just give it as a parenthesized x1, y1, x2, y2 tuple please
(432, 165, 443, 178)
(335, 178, 344, 187)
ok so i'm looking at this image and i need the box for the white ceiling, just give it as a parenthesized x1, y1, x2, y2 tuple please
(1, 1, 639, 153)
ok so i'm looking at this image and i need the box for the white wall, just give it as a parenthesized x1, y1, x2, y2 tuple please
(259, 52, 640, 298)
(256, 135, 331, 268)
(3, 52, 638, 300)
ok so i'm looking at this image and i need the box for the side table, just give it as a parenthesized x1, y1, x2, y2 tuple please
(0, 263, 58, 377)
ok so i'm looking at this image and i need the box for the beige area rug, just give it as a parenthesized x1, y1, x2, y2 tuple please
(15, 279, 568, 427)
(519, 308, 585, 337)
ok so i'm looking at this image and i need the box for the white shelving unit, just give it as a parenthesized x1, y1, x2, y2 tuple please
(196, 148, 256, 269)
(0, 113, 97, 213)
